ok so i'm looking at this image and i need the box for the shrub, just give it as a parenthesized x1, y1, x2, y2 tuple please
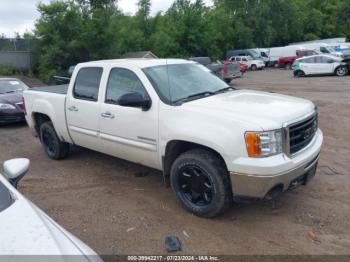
(0, 65, 14, 76)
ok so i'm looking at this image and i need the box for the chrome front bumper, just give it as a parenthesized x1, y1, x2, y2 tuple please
(230, 153, 320, 199)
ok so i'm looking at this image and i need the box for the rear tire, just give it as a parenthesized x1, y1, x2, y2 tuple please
(335, 66, 348, 76)
(285, 62, 292, 70)
(251, 64, 257, 71)
(39, 122, 69, 160)
(170, 149, 233, 218)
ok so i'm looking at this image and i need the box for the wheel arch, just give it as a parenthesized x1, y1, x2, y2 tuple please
(334, 65, 348, 76)
(32, 112, 52, 137)
(163, 140, 229, 180)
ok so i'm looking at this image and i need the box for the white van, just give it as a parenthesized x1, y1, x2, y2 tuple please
(289, 43, 342, 57)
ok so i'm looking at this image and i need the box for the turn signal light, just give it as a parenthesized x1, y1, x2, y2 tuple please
(245, 132, 261, 157)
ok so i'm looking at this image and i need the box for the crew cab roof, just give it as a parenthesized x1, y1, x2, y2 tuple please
(78, 58, 195, 69)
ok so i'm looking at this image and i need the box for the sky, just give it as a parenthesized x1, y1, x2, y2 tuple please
(0, 0, 213, 37)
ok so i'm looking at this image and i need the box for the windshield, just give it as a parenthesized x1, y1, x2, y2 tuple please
(327, 47, 336, 53)
(248, 49, 261, 59)
(0, 80, 28, 94)
(143, 63, 232, 104)
(0, 180, 14, 213)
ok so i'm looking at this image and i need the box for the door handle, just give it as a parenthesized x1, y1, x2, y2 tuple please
(101, 112, 115, 119)
(68, 106, 79, 112)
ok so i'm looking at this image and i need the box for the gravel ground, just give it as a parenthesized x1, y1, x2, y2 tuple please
(0, 69, 349, 255)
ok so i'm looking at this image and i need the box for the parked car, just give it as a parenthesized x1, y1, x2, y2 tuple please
(189, 57, 241, 83)
(228, 56, 265, 71)
(0, 78, 28, 124)
(343, 57, 350, 71)
(53, 65, 76, 85)
(225, 49, 264, 60)
(0, 158, 101, 259)
(333, 43, 350, 57)
(293, 55, 349, 77)
(239, 63, 249, 73)
(289, 43, 343, 58)
(278, 49, 318, 69)
(23, 59, 323, 218)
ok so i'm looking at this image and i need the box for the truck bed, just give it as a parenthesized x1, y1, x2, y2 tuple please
(30, 84, 68, 95)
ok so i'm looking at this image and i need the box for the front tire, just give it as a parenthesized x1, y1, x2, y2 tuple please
(294, 70, 305, 77)
(39, 122, 70, 160)
(170, 149, 233, 218)
(335, 66, 348, 76)
(251, 64, 257, 71)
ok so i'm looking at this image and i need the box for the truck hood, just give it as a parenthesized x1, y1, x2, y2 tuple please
(0, 92, 23, 105)
(183, 90, 315, 130)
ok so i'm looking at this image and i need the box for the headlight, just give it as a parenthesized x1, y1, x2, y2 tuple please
(245, 130, 283, 157)
(0, 103, 16, 110)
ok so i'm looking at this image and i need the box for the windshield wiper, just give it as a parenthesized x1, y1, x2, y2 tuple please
(5, 89, 23, 94)
(173, 91, 215, 104)
(213, 86, 235, 94)
(173, 87, 236, 105)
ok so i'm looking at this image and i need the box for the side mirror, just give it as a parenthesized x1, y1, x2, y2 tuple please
(118, 92, 152, 111)
(3, 158, 30, 188)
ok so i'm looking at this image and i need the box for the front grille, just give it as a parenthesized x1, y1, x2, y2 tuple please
(288, 112, 318, 155)
(0, 115, 24, 122)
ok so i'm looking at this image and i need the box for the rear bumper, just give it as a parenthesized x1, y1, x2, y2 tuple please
(225, 72, 243, 80)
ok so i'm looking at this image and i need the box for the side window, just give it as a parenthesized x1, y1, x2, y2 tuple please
(314, 56, 323, 63)
(321, 57, 334, 63)
(73, 67, 103, 101)
(242, 58, 248, 62)
(303, 57, 316, 63)
(106, 68, 146, 104)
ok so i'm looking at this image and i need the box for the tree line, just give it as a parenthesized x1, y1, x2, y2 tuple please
(23, 0, 350, 82)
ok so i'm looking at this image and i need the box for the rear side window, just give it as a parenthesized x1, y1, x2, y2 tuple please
(302, 57, 316, 63)
(314, 56, 323, 63)
(73, 67, 103, 101)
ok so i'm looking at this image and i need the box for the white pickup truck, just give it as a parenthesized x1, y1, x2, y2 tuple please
(23, 59, 323, 218)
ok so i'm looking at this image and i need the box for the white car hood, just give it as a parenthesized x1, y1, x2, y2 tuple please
(0, 176, 100, 259)
(183, 90, 315, 130)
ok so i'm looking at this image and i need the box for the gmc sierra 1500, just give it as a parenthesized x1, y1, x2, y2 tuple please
(23, 59, 323, 217)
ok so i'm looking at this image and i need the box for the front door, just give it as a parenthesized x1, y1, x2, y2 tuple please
(99, 67, 159, 169)
(66, 67, 103, 151)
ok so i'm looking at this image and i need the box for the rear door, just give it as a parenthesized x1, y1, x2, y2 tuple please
(65, 67, 103, 151)
(300, 57, 317, 74)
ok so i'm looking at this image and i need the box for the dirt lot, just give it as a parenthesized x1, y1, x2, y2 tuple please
(1, 70, 350, 255)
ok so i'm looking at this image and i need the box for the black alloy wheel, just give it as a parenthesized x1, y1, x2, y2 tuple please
(178, 165, 213, 206)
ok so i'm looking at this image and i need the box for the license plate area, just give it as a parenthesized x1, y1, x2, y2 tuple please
(289, 162, 318, 190)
